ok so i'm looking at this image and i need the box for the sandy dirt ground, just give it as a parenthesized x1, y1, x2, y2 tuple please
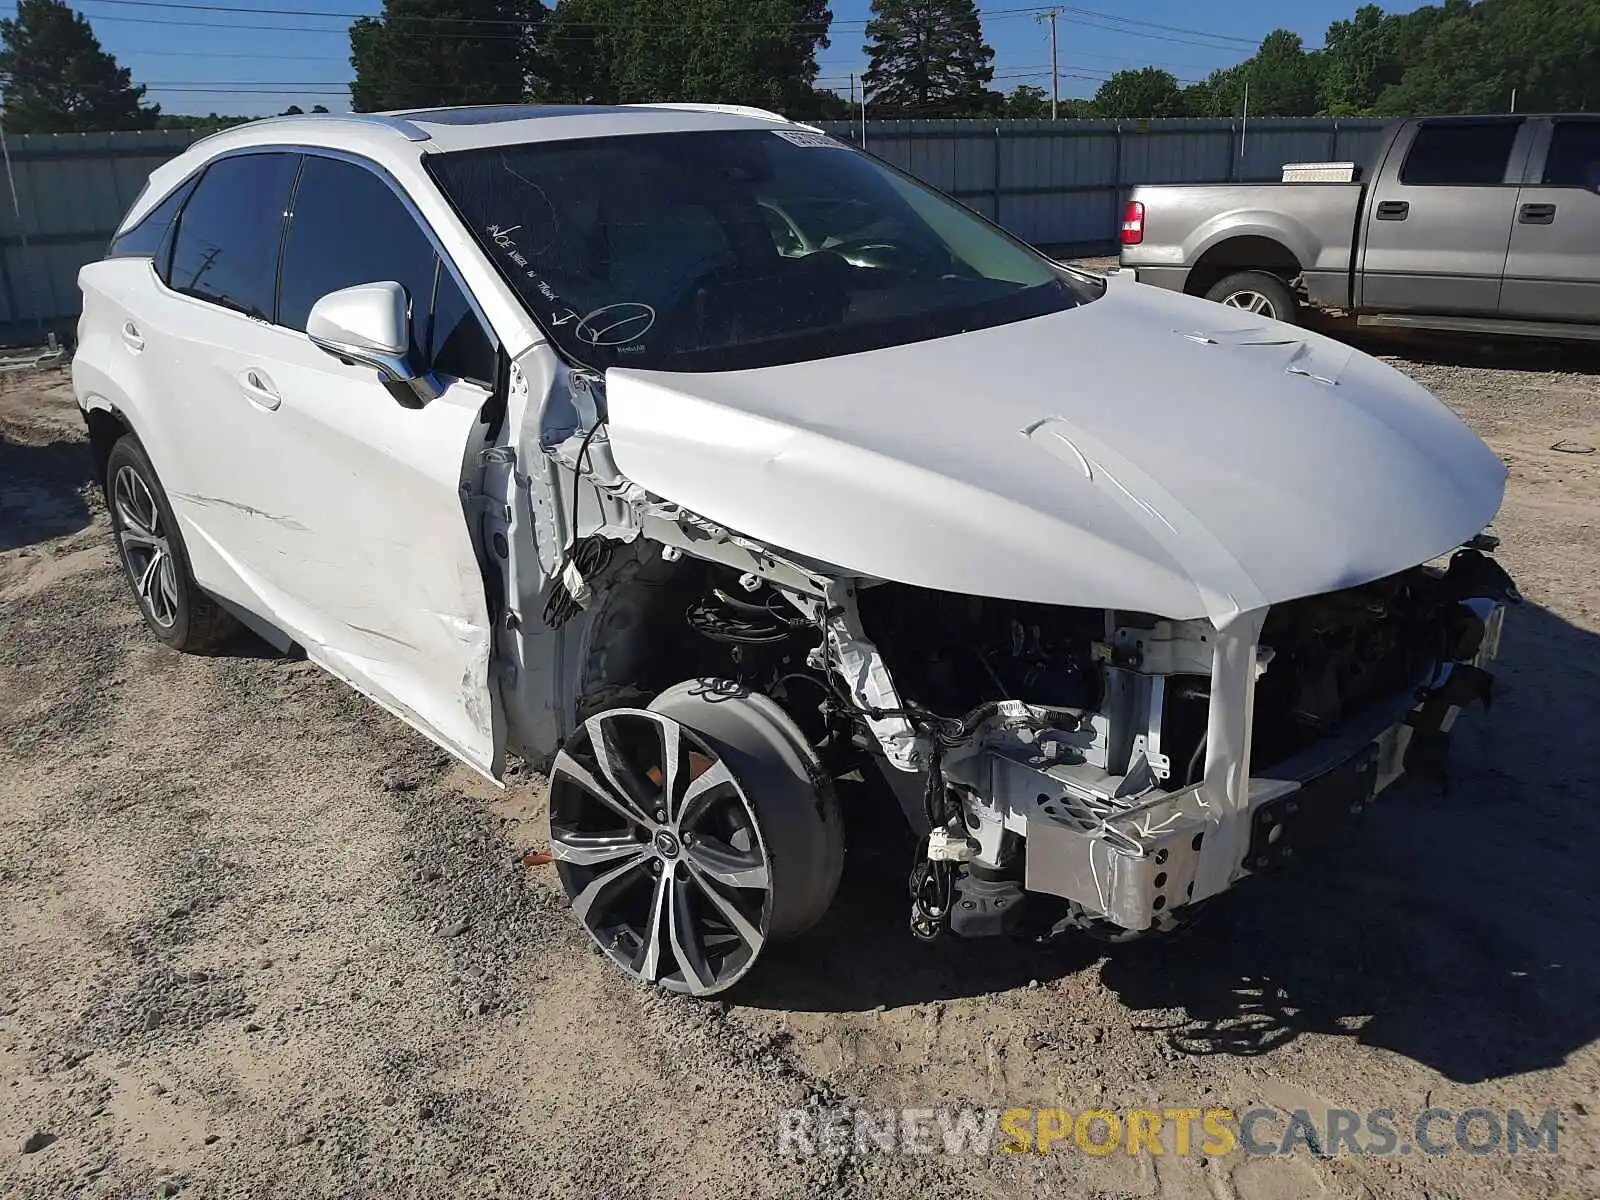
(1, 339, 1597, 1199)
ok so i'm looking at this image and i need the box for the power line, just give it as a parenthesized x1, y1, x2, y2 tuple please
(1057, 5, 1256, 48)
(61, 7, 1262, 61)
(1056, 11, 1255, 54)
(142, 78, 348, 85)
(64, 0, 1259, 46)
(122, 47, 351, 58)
(66, 0, 859, 27)
(145, 86, 346, 93)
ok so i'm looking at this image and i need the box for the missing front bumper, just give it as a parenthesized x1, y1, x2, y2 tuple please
(1019, 712, 1415, 931)
(1017, 601, 1505, 933)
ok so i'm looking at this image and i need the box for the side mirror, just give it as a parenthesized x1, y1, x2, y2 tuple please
(306, 281, 439, 404)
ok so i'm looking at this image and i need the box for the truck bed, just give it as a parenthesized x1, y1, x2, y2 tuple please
(1120, 182, 1365, 309)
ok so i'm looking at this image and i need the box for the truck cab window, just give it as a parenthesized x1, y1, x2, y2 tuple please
(1399, 122, 1519, 187)
(1543, 121, 1600, 188)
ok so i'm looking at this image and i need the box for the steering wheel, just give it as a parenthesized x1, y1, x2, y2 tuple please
(822, 239, 911, 270)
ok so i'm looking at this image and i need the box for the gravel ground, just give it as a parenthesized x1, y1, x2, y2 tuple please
(1, 337, 1597, 1199)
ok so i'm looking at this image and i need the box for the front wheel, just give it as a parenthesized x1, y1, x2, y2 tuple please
(1204, 271, 1298, 324)
(105, 436, 236, 652)
(547, 682, 843, 996)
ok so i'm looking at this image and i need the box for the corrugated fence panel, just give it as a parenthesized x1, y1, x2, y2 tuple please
(1, 118, 1386, 344)
(0, 129, 201, 343)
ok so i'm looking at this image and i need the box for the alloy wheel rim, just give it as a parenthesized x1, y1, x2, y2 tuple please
(112, 465, 179, 628)
(549, 709, 772, 995)
(1223, 290, 1277, 317)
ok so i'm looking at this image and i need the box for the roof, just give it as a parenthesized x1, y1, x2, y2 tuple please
(124, 102, 813, 230)
(186, 102, 804, 159)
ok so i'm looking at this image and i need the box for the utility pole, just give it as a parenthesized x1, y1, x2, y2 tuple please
(859, 76, 867, 149)
(849, 73, 858, 144)
(1240, 79, 1249, 159)
(1035, 9, 1060, 119)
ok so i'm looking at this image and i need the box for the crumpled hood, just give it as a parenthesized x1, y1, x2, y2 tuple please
(603, 282, 1507, 622)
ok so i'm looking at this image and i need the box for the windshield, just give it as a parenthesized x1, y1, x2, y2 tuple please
(427, 129, 1085, 372)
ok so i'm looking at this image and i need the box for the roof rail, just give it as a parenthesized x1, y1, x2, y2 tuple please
(190, 111, 431, 152)
(627, 102, 792, 125)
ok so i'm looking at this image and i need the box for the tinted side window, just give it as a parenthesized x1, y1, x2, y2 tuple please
(167, 153, 299, 319)
(1399, 122, 1519, 186)
(107, 176, 196, 261)
(430, 269, 496, 386)
(278, 156, 438, 364)
(1542, 121, 1600, 187)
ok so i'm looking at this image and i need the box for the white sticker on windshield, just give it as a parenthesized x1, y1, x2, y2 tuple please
(771, 129, 843, 149)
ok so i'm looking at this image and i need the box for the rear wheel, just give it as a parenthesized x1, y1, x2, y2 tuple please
(105, 436, 236, 651)
(548, 682, 843, 996)
(1204, 270, 1298, 324)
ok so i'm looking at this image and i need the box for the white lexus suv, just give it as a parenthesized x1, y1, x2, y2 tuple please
(76, 103, 1518, 995)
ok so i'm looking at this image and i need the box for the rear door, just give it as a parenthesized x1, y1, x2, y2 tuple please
(1500, 117, 1600, 323)
(1357, 119, 1531, 316)
(230, 151, 507, 778)
(138, 151, 304, 613)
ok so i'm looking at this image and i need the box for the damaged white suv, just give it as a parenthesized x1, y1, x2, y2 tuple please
(76, 104, 1518, 995)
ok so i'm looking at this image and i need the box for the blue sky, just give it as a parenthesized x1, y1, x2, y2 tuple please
(5, 0, 1424, 117)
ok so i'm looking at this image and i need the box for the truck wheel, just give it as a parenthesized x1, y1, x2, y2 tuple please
(547, 681, 842, 996)
(1204, 271, 1297, 324)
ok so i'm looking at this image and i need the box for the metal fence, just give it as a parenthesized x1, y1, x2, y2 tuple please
(0, 116, 1386, 346)
(819, 116, 1387, 251)
(0, 129, 203, 344)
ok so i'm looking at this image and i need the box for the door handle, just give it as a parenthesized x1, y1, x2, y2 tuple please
(238, 368, 282, 412)
(120, 321, 144, 352)
(1375, 200, 1410, 221)
(1518, 203, 1557, 225)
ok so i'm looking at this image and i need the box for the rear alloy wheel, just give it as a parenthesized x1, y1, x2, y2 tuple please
(112, 463, 180, 630)
(1204, 270, 1298, 324)
(104, 436, 236, 651)
(549, 685, 841, 995)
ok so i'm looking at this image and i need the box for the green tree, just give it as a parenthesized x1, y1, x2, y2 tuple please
(1242, 29, 1321, 116)
(0, 0, 159, 132)
(1091, 67, 1185, 118)
(1179, 30, 1320, 118)
(861, 0, 994, 116)
(350, 0, 541, 112)
(1003, 83, 1049, 118)
(1312, 0, 1599, 118)
(1374, 10, 1501, 114)
(544, 0, 830, 115)
(157, 112, 250, 134)
(1319, 3, 1401, 115)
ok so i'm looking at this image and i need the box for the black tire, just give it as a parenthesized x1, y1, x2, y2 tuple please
(104, 435, 237, 652)
(546, 681, 844, 995)
(1203, 270, 1298, 324)
(649, 682, 844, 940)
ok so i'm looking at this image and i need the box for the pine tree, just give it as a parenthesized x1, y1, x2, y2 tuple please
(350, 0, 543, 113)
(861, 0, 994, 116)
(0, 0, 159, 133)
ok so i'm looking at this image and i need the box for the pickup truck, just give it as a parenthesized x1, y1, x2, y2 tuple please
(1119, 114, 1600, 340)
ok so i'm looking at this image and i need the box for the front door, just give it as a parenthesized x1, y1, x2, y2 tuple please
(1358, 119, 1529, 316)
(157, 148, 506, 778)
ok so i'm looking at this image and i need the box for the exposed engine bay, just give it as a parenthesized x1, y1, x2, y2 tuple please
(520, 392, 1518, 951)
(480, 348, 1519, 995)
